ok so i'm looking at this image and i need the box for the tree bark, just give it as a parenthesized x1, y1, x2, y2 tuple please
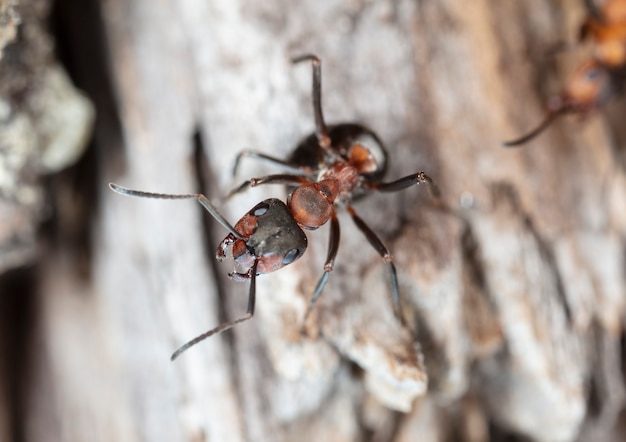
(3, 0, 626, 441)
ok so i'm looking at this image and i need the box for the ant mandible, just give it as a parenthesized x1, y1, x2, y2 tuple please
(110, 54, 439, 361)
(503, 0, 626, 146)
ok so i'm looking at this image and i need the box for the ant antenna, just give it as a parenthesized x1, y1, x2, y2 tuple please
(502, 111, 561, 147)
(108, 183, 244, 240)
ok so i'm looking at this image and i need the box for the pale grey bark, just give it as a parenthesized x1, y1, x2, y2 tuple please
(0, 0, 93, 272)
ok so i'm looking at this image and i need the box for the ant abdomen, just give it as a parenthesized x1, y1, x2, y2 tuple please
(289, 123, 388, 184)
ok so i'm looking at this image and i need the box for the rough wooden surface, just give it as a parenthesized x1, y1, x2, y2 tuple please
(0, 0, 93, 439)
(4, 0, 626, 441)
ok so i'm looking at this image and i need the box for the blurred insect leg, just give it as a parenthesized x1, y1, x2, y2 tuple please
(502, 111, 560, 147)
(544, 40, 580, 58)
(170, 259, 258, 361)
(304, 212, 340, 322)
(346, 205, 405, 325)
(371, 171, 441, 198)
(232, 150, 312, 177)
(109, 183, 243, 239)
(226, 174, 311, 199)
(291, 54, 331, 149)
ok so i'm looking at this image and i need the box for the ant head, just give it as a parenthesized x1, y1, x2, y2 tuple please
(550, 60, 615, 114)
(219, 198, 307, 275)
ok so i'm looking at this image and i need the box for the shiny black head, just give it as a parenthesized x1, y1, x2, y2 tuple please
(245, 198, 308, 269)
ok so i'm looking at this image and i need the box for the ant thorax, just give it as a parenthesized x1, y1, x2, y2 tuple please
(318, 160, 362, 203)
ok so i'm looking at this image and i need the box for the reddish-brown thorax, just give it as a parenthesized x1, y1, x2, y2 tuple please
(288, 145, 374, 230)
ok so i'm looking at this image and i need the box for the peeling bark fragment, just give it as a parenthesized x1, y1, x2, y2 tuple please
(0, 0, 93, 273)
(0, 0, 20, 59)
(471, 185, 587, 442)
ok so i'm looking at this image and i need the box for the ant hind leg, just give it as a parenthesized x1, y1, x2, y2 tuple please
(346, 205, 405, 326)
(303, 212, 340, 324)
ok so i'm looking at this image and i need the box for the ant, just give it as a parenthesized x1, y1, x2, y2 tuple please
(503, 60, 623, 146)
(503, 0, 626, 147)
(110, 54, 439, 361)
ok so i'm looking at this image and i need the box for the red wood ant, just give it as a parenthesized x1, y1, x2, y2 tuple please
(503, 60, 623, 146)
(110, 54, 438, 361)
(503, 0, 626, 146)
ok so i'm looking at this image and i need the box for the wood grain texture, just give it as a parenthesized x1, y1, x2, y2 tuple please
(8, 0, 626, 441)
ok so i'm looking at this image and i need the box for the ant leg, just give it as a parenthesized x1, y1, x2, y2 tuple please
(304, 212, 340, 322)
(109, 183, 243, 239)
(370, 171, 441, 198)
(227, 174, 311, 199)
(346, 205, 404, 325)
(291, 54, 331, 149)
(170, 259, 259, 361)
(502, 111, 560, 147)
(232, 150, 313, 177)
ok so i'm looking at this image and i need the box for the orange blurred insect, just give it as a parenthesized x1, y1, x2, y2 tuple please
(504, 0, 626, 147)
(581, 0, 626, 66)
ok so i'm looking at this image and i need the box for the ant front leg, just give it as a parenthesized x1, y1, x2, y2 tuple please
(226, 174, 312, 199)
(304, 211, 340, 323)
(170, 259, 259, 361)
(232, 150, 313, 177)
(346, 205, 405, 326)
(370, 171, 441, 198)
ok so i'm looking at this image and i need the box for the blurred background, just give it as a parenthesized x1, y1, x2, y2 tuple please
(2, 0, 626, 441)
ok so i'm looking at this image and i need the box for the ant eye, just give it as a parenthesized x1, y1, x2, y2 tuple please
(282, 248, 301, 265)
(585, 68, 600, 81)
(251, 202, 270, 216)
